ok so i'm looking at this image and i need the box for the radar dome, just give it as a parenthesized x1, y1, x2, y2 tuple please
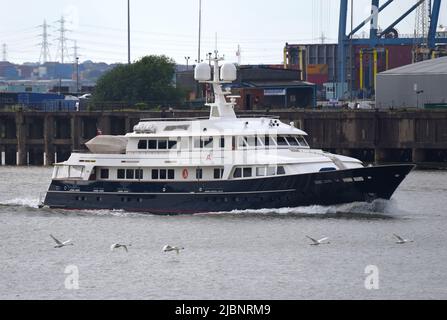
(220, 63, 237, 81)
(194, 63, 211, 81)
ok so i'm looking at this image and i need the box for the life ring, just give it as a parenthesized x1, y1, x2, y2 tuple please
(182, 169, 189, 179)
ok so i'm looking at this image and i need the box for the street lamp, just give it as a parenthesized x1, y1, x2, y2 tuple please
(76, 57, 80, 95)
(416, 90, 424, 109)
(128, 0, 131, 64)
(185, 56, 190, 70)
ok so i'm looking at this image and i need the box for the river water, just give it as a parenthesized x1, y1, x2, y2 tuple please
(0, 166, 446, 300)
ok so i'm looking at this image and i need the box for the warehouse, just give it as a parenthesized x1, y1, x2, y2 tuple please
(376, 57, 447, 109)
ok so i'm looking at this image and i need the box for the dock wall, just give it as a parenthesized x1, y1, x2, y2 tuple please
(1, 110, 446, 166)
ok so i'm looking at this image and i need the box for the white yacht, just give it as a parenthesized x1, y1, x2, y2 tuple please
(42, 53, 414, 214)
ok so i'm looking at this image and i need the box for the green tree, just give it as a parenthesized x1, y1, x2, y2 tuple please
(93, 55, 185, 108)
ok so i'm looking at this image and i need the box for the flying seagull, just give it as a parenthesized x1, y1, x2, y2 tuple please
(50, 234, 74, 248)
(306, 236, 330, 246)
(163, 245, 185, 254)
(110, 244, 131, 252)
(393, 234, 414, 244)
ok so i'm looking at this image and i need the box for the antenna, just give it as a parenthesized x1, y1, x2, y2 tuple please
(38, 19, 51, 64)
(55, 16, 71, 63)
(197, 0, 202, 64)
(236, 44, 241, 65)
(215, 32, 218, 52)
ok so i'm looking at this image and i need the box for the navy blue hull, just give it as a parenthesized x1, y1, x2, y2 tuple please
(43, 165, 414, 215)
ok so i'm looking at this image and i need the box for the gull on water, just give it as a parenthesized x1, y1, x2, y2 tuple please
(111, 244, 131, 252)
(163, 245, 185, 254)
(50, 234, 74, 248)
(393, 234, 414, 244)
(306, 236, 330, 246)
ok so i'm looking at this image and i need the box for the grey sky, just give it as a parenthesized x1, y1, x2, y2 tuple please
(0, 0, 446, 65)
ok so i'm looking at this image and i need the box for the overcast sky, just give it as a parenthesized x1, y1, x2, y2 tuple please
(0, 0, 446, 65)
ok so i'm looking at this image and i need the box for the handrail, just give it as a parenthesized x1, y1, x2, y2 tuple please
(140, 117, 209, 122)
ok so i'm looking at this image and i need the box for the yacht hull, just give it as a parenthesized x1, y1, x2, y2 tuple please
(43, 164, 414, 215)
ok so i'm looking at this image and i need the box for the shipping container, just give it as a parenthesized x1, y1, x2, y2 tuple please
(0, 92, 19, 106)
(17, 92, 64, 105)
(307, 64, 329, 75)
(307, 74, 329, 86)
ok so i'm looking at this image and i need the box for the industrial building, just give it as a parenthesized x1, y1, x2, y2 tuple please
(284, 42, 415, 100)
(284, 0, 447, 100)
(376, 56, 447, 108)
(176, 65, 316, 109)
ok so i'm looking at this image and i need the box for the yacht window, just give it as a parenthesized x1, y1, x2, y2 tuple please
(246, 137, 257, 147)
(135, 169, 143, 180)
(196, 168, 203, 180)
(220, 137, 225, 148)
(68, 166, 84, 178)
(203, 137, 214, 149)
(148, 140, 157, 150)
(277, 166, 286, 175)
(158, 140, 168, 150)
(267, 167, 276, 176)
(264, 136, 271, 147)
(256, 137, 264, 147)
(214, 168, 224, 179)
(152, 169, 159, 180)
(238, 136, 248, 148)
(256, 167, 266, 177)
(126, 169, 134, 179)
(233, 168, 242, 178)
(138, 140, 147, 150)
(168, 169, 175, 180)
(286, 136, 299, 146)
(276, 136, 289, 146)
(297, 136, 308, 147)
(160, 169, 167, 180)
(243, 168, 252, 178)
(264, 136, 277, 147)
(100, 169, 109, 179)
(168, 140, 178, 150)
(117, 169, 125, 179)
(194, 137, 201, 149)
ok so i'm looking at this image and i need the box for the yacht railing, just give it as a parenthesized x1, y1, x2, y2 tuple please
(139, 117, 209, 122)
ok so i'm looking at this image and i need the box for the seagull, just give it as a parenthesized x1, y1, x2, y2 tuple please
(50, 234, 74, 248)
(393, 234, 414, 244)
(110, 243, 131, 252)
(306, 236, 330, 246)
(163, 245, 185, 254)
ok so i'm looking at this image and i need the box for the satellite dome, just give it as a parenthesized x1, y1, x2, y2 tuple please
(220, 63, 237, 81)
(194, 63, 211, 81)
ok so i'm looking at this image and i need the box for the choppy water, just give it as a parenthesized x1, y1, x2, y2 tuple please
(0, 166, 447, 300)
